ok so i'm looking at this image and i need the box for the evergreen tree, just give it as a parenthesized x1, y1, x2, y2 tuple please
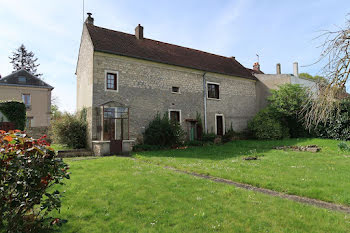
(9, 44, 42, 78)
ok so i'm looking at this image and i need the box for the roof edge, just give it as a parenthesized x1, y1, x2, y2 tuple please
(94, 49, 257, 81)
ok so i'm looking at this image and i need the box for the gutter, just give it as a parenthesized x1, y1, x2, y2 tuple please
(203, 72, 207, 133)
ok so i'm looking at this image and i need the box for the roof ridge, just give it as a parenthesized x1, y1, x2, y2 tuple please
(88, 24, 236, 61)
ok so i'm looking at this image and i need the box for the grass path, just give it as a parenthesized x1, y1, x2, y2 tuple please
(135, 138, 350, 205)
(134, 158, 350, 214)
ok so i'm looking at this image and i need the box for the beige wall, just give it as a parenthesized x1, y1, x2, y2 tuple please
(0, 85, 51, 127)
(76, 24, 94, 111)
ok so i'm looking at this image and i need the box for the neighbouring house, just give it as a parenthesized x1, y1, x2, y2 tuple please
(0, 69, 53, 137)
(76, 13, 259, 155)
(252, 62, 319, 109)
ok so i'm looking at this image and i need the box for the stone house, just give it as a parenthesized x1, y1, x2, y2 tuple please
(76, 13, 259, 155)
(251, 62, 319, 109)
(0, 69, 53, 137)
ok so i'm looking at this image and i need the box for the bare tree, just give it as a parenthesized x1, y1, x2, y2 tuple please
(303, 14, 350, 128)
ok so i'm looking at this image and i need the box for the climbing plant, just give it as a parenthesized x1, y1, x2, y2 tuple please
(0, 101, 26, 130)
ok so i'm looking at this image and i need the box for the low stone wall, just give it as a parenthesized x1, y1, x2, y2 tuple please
(57, 149, 93, 158)
(25, 127, 49, 139)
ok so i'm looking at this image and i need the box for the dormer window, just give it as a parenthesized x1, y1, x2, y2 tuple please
(18, 76, 26, 84)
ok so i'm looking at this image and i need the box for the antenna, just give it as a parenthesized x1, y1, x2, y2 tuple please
(256, 54, 259, 63)
(82, 0, 85, 23)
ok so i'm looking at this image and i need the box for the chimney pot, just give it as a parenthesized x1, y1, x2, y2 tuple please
(85, 12, 94, 25)
(276, 63, 281, 74)
(135, 24, 144, 39)
(293, 62, 299, 77)
(253, 62, 260, 72)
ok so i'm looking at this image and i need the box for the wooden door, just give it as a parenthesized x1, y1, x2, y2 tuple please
(216, 115, 223, 136)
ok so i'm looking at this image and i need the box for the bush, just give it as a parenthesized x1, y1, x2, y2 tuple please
(338, 141, 350, 151)
(248, 108, 290, 140)
(143, 113, 184, 147)
(201, 133, 216, 142)
(51, 112, 87, 149)
(268, 84, 309, 138)
(0, 101, 26, 130)
(222, 125, 236, 143)
(312, 99, 350, 141)
(0, 130, 69, 232)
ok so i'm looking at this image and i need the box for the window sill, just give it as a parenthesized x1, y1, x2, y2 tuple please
(207, 97, 221, 101)
(105, 89, 119, 92)
(171, 92, 181, 94)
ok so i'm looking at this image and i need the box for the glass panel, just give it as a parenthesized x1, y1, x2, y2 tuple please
(104, 108, 115, 118)
(116, 107, 128, 118)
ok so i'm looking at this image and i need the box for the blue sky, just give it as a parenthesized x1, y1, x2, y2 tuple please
(1, 0, 349, 112)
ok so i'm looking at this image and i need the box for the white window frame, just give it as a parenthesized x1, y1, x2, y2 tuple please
(206, 81, 221, 100)
(168, 109, 182, 125)
(215, 113, 225, 135)
(22, 94, 31, 108)
(104, 70, 119, 92)
(171, 86, 181, 94)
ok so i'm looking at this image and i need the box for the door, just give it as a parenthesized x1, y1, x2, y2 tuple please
(216, 115, 223, 136)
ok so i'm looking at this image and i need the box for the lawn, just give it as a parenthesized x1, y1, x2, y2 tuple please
(135, 138, 350, 206)
(54, 156, 349, 232)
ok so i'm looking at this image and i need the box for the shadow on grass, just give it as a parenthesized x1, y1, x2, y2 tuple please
(134, 138, 316, 161)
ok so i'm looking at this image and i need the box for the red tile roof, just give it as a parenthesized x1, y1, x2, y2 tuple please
(86, 24, 256, 81)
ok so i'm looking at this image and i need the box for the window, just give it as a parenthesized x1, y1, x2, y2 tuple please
(207, 83, 220, 99)
(22, 94, 31, 108)
(18, 76, 26, 83)
(169, 110, 181, 124)
(106, 72, 117, 90)
(172, 86, 180, 93)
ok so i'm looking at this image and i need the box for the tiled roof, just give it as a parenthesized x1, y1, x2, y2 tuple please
(86, 24, 257, 81)
(0, 69, 53, 89)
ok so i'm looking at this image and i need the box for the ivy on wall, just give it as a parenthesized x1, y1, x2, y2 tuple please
(0, 101, 26, 130)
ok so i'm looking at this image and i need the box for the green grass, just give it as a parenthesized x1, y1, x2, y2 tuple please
(51, 143, 72, 151)
(53, 157, 349, 232)
(135, 138, 350, 205)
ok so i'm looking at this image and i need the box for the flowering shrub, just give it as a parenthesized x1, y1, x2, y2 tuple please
(0, 130, 70, 232)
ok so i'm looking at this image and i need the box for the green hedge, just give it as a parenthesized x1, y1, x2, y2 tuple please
(0, 101, 26, 130)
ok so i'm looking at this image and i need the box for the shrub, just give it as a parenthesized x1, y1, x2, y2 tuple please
(267, 84, 309, 138)
(312, 99, 350, 141)
(248, 108, 290, 140)
(0, 101, 26, 130)
(222, 124, 236, 143)
(201, 133, 217, 142)
(0, 130, 69, 232)
(51, 112, 87, 149)
(143, 113, 184, 147)
(338, 141, 350, 151)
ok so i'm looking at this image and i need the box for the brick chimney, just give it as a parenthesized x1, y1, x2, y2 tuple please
(135, 24, 144, 40)
(276, 63, 281, 74)
(253, 62, 260, 72)
(85, 13, 94, 25)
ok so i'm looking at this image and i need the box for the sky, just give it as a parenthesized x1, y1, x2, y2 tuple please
(0, 0, 349, 112)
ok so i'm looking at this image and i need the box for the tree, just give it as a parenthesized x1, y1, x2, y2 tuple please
(299, 73, 327, 83)
(303, 13, 350, 128)
(9, 44, 42, 78)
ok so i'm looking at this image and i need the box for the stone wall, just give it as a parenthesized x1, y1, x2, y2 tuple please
(25, 126, 48, 139)
(88, 52, 257, 145)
